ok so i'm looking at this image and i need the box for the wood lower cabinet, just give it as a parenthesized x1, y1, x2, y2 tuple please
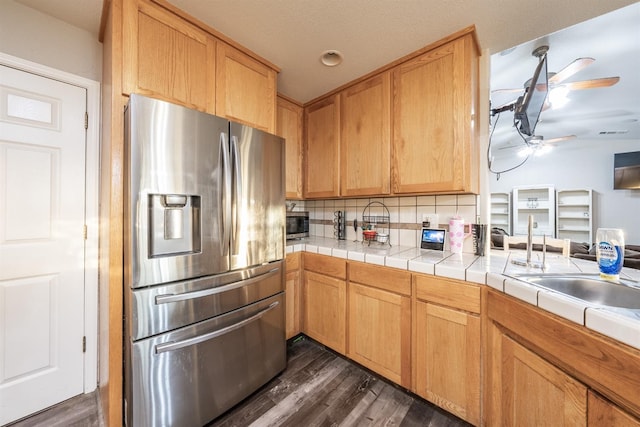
(497, 333, 587, 426)
(392, 31, 479, 194)
(123, 0, 216, 112)
(413, 274, 481, 425)
(486, 289, 640, 426)
(302, 254, 346, 354)
(347, 262, 411, 387)
(216, 41, 277, 133)
(285, 252, 302, 339)
(588, 391, 640, 427)
(304, 95, 340, 198)
(340, 72, 391, 196)
(277, 96, 304, 199)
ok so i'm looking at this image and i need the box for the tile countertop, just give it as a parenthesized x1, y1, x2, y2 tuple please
(286, 236, 640, 350)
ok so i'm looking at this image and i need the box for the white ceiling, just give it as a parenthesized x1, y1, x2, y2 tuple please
(15, 0, 640, 146)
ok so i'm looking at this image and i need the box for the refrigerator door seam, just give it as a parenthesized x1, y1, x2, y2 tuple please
(154, 301, 279, 354)
(154, 267, 280, 304)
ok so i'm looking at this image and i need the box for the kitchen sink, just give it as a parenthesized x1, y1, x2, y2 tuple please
(513, 274, 640, 309)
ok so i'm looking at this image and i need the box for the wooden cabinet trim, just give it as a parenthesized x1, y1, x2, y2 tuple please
(303, 252, 346, 280)
(349, 261, 411, 296)
(487, 289, 640, 418)
(414, 273, 481, 314)
(589, 391, 640, 426)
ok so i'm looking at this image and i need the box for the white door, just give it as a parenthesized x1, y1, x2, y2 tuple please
(0, 64, 87, 424)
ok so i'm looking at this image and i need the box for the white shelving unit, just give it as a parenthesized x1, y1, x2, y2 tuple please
(556, 188, 593, 244)
(512, 185, 556, 237)
(490, 192, 511, 234)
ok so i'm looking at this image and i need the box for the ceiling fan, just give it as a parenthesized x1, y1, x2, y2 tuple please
(492, 45, 620, 97)
(497, 134, 577, 157)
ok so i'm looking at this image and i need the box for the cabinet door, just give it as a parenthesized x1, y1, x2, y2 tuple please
(285, 252, 301, 339)
(277, 96, 304, 199)
(216, 42, 277, 133)
(414, 301, 480, 425)
(303, 271, 346, 354)
(588, 391, 640, 427)
(304, 95, 340, 198)
(392, 35, 478, 194)
(123, 0, 216, 113)
(498, 334, 587, 426)
(340, 72, 391, 196)
(285, 269, 301, 339)
(348, 283, 411, 387)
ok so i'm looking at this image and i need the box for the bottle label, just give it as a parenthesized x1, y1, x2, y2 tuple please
(597, 241, 623, 275)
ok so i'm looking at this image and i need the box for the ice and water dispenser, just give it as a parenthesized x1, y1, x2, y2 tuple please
(149, 194, 201, 257)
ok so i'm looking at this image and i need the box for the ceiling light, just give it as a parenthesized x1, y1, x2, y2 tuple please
(320, 50, 343, 67)
(549, 86, 570, 109)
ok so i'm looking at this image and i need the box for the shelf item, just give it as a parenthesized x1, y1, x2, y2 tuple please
(512, 186, 556, 237)
(556, 188, 593, 244)
(490, 192, 511, 234)
(360, 201, 391, 246)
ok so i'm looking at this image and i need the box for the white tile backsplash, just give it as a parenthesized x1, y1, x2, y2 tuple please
(301, 195, 478, 252)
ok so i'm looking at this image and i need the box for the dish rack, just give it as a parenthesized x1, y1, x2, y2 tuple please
(360, 201, 391, 246)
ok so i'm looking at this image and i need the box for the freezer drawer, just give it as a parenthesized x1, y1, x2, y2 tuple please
(125, 292, 286, 427)
(126, 261, 284, 340)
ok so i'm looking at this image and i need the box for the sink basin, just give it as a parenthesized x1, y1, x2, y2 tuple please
(513, 275, 640, 309)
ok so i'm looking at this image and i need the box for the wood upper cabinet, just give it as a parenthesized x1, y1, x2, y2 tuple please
(277, 96, 304, 199)
(392, 33, 479, 194)
(340, 72, 391, 196)
(285, 252, 302, 340)
(216, 41, 277, 133)
(413, 274, 481, 425)
(304, 95, 340, 198)
(302, 253, 346, 354)
(588, 392, 640, 427)
(123, 0, 216, 113)
(347, 262, 411, 387)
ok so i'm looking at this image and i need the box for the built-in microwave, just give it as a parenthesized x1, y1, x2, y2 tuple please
(286, 211, 309, 240)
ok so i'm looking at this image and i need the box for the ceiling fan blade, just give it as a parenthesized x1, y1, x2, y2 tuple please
(545, 135, 576, 144)
(491, 87, 524, 94)
(548, 57, 595, 84)
(561, 77, 620, 90)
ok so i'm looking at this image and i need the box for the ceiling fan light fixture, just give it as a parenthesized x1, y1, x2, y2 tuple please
(320, 50, 343, 67)
(549, 86, 570, 109)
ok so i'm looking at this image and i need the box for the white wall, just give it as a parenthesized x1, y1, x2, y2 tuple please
(489, 139, 640, 244)
(0, 1, 102, 82)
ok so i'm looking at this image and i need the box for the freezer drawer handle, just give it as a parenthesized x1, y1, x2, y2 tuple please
(154, 268, 280, 305)
(154, 301, 279, 354)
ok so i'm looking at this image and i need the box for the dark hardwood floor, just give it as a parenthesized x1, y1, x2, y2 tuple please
(209, 337, 472, 427)
(7, 337, 471, 427)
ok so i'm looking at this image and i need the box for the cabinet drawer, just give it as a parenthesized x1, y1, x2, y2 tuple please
(414, 274, 480, 314)
(349, 261, 411, 296)
(285, 252, 301, 272)
(303, 253, 346, 280)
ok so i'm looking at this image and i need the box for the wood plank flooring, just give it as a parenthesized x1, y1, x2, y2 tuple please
(208, 337, 472, 427)
(6, 336, 471, 427)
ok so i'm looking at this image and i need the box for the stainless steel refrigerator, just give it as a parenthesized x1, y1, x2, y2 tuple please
(123, 94, 286, 427)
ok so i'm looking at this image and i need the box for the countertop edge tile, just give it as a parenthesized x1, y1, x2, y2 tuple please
(486, 273, 506, 291)
(585, 308, 640, 349)
(504, 278, 539, 306)
(537, 290, 587, 325)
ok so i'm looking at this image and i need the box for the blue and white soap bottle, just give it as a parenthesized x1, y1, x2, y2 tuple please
(595, 228, 625, 280)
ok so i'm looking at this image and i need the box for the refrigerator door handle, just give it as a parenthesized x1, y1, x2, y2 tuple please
(220, 131, 232, 256)
(230, 135, 242, 255)
(154, 267, 280, 305)
(154, 301, 279, 354)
